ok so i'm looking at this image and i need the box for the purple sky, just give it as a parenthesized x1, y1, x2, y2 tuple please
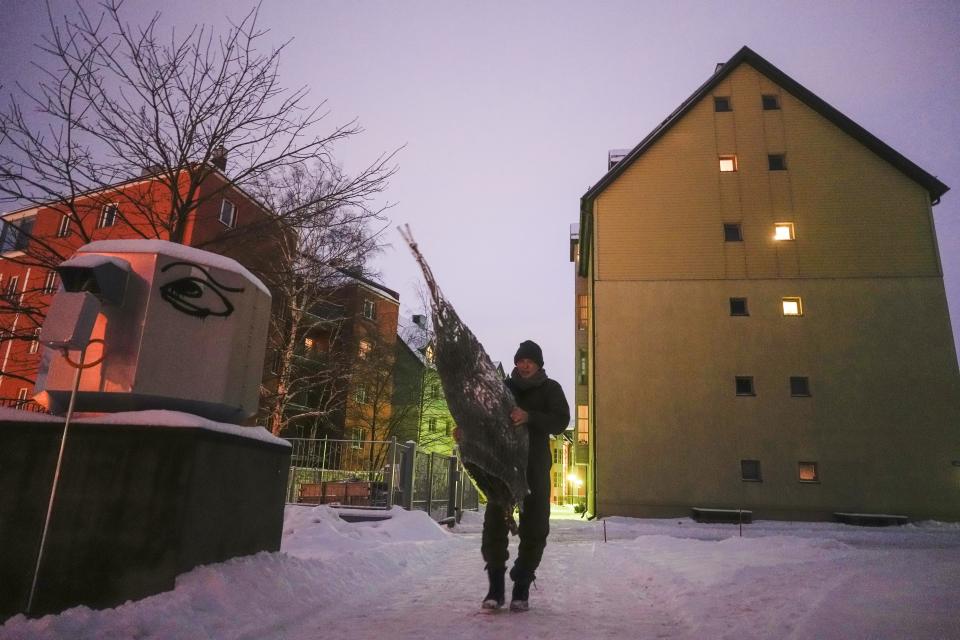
(3, 1, 959, 405)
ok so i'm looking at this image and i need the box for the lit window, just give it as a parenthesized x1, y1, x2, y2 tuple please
(735, 376, 755, 396)
(719, 155, 738, 172)
(424, 345, 434, 364)
(768, 154, 787, 171)
(762, 95, 781, 110)
(56, 214, 72, 238)
(729, 298, 749, 316)
(354, 384, 367, 404)
(29, 328, 41, 354)
(358, 339, 371, 359)
(577, 295, 588, 330)
(576, 405, 589, 444)
(304, 337, 315, 351)
(42, 270, 58, 294)
(741, 459, 762, 482)
(714, 96, 732, 112)
(97, 203, 118, 229)
(782, 297, 803, 316)
(219, 199, 237, 227)
(723, 223, 743, 242)
(790, 376, 811, 397)
(774, 222, 795, 241)
(799, 462, 819, 482)
(362, 299, 376, 320)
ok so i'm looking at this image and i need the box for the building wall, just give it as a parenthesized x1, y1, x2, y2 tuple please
(589, 63, 960, 520)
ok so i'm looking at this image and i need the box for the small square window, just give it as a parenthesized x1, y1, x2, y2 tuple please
(782, 297, 803, 316)
(714, 96, 732, 112)
(799, 462, 819, 482)
(97, 203, 118, 229)
(735, 376, 755, 396)
(762, 95, 781, 110)
(723, 223, 743, 242)
(768, 154, 787, 171)
(774, 222, 795, 241)
(790, 376, 811, 397)
(719, 155, 738, 172)
(219, 199, 237, 227)
(741, 459, 762, 482)
(729, 298, 749, 316)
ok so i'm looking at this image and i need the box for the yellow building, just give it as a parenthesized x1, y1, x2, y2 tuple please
(572, 46, 960, 521)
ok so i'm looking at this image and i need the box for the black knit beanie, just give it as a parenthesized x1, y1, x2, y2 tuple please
(514, 340, 544, 368)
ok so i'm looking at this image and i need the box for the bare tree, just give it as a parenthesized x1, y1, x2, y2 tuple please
(0, 1, 397, 390)
(249, 161, 392, 437)
(0, 0, 396, 243)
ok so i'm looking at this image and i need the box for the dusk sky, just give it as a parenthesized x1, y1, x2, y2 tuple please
(3, 1, 959, 405)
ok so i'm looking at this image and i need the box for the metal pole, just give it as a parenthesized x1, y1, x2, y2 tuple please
(27, 345, 86, 615)
(446, 455, 458, 520)
(387, 437, 397, 509)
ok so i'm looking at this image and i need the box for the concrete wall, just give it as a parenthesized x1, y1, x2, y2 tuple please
(0, 418, 290, 619)
(588, 63, 960, 520)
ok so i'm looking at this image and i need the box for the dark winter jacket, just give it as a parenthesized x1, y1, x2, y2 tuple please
(505, 369, 570, 480)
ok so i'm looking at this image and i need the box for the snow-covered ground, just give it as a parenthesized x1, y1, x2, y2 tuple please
(4, 506, 959, 640)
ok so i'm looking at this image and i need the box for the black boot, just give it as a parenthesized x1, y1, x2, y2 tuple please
(510, 579, 531, 612)
(481, 567, 506, 609)
(509, 565, 533, 612)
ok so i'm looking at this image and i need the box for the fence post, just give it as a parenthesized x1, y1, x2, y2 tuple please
(400, 440, 417, 510)
(320, 436, 328, 486)
(386, 437, 397, 509)
(446, 455, 459, 520)
(426, 453, 435, 516)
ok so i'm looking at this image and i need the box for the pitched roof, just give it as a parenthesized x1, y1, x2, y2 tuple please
(577, 46, 950, 277)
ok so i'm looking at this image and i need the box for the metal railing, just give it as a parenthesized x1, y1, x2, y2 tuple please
(286, 437, 479, 523)
(0, 397, 49, 413)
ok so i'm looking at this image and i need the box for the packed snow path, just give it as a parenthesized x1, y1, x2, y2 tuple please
(4, 507, 959, 639)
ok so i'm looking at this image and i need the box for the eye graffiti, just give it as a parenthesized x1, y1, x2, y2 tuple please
(159, 261, 245, 318)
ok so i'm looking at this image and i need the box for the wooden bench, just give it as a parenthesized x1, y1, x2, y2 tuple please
(297, 483, 323, 504)
(297, 481, 372, 506)
(833, 512, 909, 527)
(691, 507, 753, 524)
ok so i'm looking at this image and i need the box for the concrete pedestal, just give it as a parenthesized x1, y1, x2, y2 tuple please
(0, 410, 290, 620)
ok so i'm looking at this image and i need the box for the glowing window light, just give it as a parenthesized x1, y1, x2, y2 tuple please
(782, 297, 803, 316)
(799, 462, 819, 482)
(719, 155, 738, 172)
(774, 223, 795, 241)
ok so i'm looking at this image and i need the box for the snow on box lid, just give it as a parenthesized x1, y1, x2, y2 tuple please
(77, 239, 269, 296)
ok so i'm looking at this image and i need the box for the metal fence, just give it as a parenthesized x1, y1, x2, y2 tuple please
(286, 437, 479, 523)
(0, 398, 49, 413)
